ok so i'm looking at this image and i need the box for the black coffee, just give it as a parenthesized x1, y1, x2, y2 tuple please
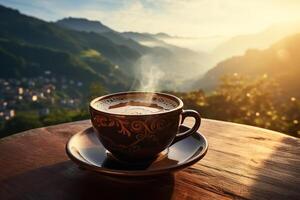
(108, 102, 166, 115)
(93, 93, 179, 115)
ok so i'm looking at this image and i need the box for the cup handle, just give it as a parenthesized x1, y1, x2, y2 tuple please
(171, 110, 201, 145)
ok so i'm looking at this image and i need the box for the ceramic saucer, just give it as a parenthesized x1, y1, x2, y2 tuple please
(66, 125, 208, 177)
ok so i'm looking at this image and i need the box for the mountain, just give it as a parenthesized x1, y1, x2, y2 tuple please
(0, 39, 95, 80)
(0, 5, 142, 71)
(121, 31, 166, 49)
(56, 17, 113, 33)
(196, 33, 300, 97)
(0, 5, 135, 91)
(55, 18, 211, 91)
(122, 32, 212, 90)
(213, 21, 300, 62)
(56, 20, 174, 54)
(154, 32, 172, 39)
(0, 5, 213, 92)
(56, 18, 149, 54)
(121, 32, 159, 42)
(0, 38, 129, 91)
(56, 18, 210, 89)
(121, 32, 172, 42)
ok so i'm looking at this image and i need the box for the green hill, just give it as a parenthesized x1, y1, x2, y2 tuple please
(0, 39, 95, 80)
(0, 5, 141, 91)
(0, 5, 141, 77)
(0, 39, 129, 91)
(56, 17, 113, 33)
(197, 33, 300, 97)
(57, 18, 149, 54)
(213, 21, 300, 62)
(0, 4, 209, 92)
(55, 17, 211, 91)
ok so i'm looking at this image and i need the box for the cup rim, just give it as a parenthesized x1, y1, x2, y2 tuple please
(90, 91, 184, 116)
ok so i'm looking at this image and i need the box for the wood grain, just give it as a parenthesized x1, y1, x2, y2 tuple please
(0, 119, 299, 200)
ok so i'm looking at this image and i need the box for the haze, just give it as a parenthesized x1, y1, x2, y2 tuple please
(1, 0, 300, 38)
(1, 0, 300, 91)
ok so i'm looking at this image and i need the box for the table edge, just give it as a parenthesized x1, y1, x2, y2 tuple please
(0, 118, 298, 142)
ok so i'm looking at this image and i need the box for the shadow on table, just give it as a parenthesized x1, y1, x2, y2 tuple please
(0, 161, 175, 200)
(249, 137, 300, 200)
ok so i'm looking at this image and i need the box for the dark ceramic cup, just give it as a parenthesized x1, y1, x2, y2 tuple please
(90, 91, 201, 163)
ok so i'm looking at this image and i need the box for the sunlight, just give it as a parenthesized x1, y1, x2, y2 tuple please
(0, 0, 300, 137)
(0, 2, 300, 199)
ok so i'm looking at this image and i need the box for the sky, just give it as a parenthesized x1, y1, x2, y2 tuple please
(1, 0, 300, 37)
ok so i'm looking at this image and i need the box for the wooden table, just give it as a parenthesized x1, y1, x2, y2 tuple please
(0, 119, 299, 200)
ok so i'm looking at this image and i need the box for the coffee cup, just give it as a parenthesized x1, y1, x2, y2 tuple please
(90, 91, 201, 163)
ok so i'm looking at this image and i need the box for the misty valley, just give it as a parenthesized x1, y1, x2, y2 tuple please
(0, 5, 300, 137)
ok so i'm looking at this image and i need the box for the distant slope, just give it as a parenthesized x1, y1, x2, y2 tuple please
(0, 5, 141, 75)
(121, 32, 173, 41)
(121, 32, 160, 42)
(0, 5, 134, 91)
(0, 38, 130, 91)
(0, 39, 98, 81)
(97, 31, 148, 54)
(56, 19, 211, 91)
(0, 6, 80, 52)
(213, 21, 300, 62)
(56, 18, 149, 54)
(56, 17, 113, 33)
(121, 32, 212, 73)
(154, 32, 173, 39)
(121, 31, 209, 60)
(197, 33, 300, 97)
(122, 32, 212, 90)
(121, 31, 170, 49)
(0, 5, 211, 92)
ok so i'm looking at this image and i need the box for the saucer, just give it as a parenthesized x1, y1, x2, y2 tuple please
(66, 125, 208, 177)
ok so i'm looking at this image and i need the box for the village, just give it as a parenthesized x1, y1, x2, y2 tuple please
(0, 71, 84, 122)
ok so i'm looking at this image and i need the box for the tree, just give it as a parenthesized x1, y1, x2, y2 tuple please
(88, 82, 107, 100)
(175, 74, 300, 137)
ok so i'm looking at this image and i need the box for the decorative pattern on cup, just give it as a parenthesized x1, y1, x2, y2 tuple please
(92, 113, 178, 152)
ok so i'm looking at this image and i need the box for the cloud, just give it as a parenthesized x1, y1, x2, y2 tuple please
(63, 0, 300, 37)
(1, 0, 300, 36)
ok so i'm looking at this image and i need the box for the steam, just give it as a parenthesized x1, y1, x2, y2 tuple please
(133, 55, 165, 92)
(131, 41, 212, 92)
